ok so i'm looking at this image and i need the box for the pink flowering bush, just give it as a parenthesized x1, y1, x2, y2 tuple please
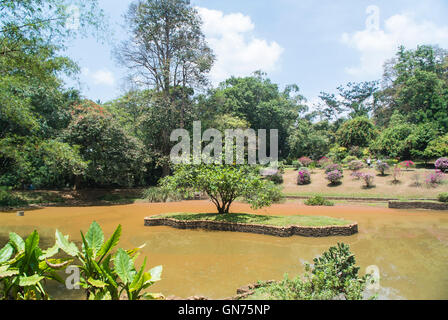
(435, 158, 448, 173)
(400, 160, 415, 171)
(426, 170, 445, 187)
(326, 170, 343, 185)
(297, 169, 311, 185)
(299, 156, 313, 167)
(317, 157, 332, 168)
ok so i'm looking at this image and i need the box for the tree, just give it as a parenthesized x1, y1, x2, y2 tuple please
(288, 119, 331, 160)
(161, 164, 282, 214)
(336, 117, 378, 149)
(115, 0, 215, 175)
(424, 134, 448, 160)
(318, 81, 379, 120)
(375, 45, 448, 131)
(63, 101, 149, 188)
(198, 73, 305, 159)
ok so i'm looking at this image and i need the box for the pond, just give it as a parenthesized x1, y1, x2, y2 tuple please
(1, 200, 448, 300)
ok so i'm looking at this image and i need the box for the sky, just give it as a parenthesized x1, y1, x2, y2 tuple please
(64, 0, 448, 105)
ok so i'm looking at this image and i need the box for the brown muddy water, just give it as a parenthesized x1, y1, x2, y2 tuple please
(1, 200, 448, 300)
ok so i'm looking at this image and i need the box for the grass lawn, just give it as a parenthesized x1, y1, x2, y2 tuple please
(282, 168, 447, 200)
(150, 212, 351, 227)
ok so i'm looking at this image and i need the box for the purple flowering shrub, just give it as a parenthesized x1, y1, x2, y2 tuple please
(297, 169, 311, 185)
(426, 170, 445, 187)
(375, 161, 390, 176)
(325, 163, 344, 174)
(435, 158, 448, 173)
(326, 170, 343, 185)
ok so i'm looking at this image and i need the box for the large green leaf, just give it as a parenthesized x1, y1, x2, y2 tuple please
(114, 248, 134, 285)
(148, 265, 163, 282)
(97, 225, 121, 263)
(87, 277, 107, 288)
(85, 221, 104, 258)
(40, 243, 59, 260)
(55, 230, 79, 257)
(0, 265, 19, 279)
(0, 243, 14, 263)
(9, 232, 25, 252)
(24, 231, 39, 256)
(130, 257, 147, 293)
(19, 274, 44, 287)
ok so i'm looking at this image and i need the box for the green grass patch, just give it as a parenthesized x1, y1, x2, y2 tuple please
(150, 212, 351, 227)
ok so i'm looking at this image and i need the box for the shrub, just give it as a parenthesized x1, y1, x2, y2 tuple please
(297, 169, 311, 185)
(325, 164, 344, 174)
(143, 187, 184, 203)
(317, 156, 332, 168)
(268, 173, 284, 185)
(292, 160, 300, 170)
(343, 156, 358, 164)
(351, 171, 363, 180)
(326, 170, 343, 185)
(435, 158, 448, 173)
(426, 170, 445, 187)
(304, 195, 334, 206)
(348, 160, 364, 171)
(392, 165, 402, 184)
(0, 187, 28, 207)
(257, 243, 373, 300)
(438, 193, 448, 203)
(412, 173, 423, 187)
(375, 161, 390, 176)
(361, 173, 375, 188)
(400, 160, 415, 170)
(299, 157, 313, 167)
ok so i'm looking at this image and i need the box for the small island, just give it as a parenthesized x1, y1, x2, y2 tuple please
(144, 213, 358, 238)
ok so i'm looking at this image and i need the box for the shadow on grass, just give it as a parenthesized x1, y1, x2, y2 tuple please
(166, 213, 272, 224)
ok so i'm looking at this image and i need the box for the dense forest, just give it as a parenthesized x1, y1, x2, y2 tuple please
(1, 0, 448, 190)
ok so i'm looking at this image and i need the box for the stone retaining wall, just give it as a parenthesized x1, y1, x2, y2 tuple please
(389, 201, 448, 211)
(144, 217, 358, 238)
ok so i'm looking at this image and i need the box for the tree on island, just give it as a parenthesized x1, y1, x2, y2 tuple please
(161, 164, 282, 214)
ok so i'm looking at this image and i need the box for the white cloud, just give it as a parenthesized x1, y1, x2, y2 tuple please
(197, 7, 284, 84)
(81, 67, 116, 86)
(341, 13, 448, 77)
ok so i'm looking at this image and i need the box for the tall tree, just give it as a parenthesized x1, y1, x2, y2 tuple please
(115, 0, 215, 175)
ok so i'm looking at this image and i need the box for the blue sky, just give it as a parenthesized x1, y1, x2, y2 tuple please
(64, 0, 448, 105)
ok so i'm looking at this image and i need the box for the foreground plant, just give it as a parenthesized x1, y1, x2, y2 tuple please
(256, 243, 374, 300)
(57, 222, 163, 300)
(0, 231, 73, 300)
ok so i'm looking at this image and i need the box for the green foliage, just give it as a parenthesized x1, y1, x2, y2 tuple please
(0, 230, 73, 300)
(0, 187, 27, 207)
(304, 195, 334, 207)
(267, 173, 284, 185)
(438, 193, 448, 203)
(63, 102, 149, 187)
(424, 134, 448, 160)
(143, 187, 185, 203)
(336, 117, 377, 149)
(161, 164, 282, 214)
(257, 243, 372, 300)
(57, 222, 163, 300)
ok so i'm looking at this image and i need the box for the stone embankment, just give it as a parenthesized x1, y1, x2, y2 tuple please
(144, 217, 358, 238)
(389, 201, 448, 210)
